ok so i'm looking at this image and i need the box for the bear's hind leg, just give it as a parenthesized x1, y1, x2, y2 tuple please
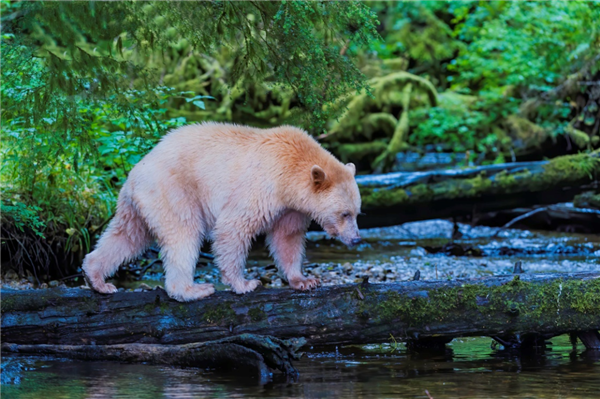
(267, 211, 319, 291)
(82, 201, 152, 294)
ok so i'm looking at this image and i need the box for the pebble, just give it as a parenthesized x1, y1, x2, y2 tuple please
(138, 283, 153, 291)
(410, 247, 428, 257)
(271, 278, 283, 288)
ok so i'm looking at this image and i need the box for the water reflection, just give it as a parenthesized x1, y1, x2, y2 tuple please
(2, 336, 599, 398)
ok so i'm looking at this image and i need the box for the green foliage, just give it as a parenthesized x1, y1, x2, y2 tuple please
(368, 0, 465, 87)
(409, 91, 515, 155)
(446, 0, 600, 144)
(333, 1, 600, 171)
(0, 201, 45, 238)
(324, 70, 438, 170)
(450, 1, 599, 94)
(3, 0, 378, 131)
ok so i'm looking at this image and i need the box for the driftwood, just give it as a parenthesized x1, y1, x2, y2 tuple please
(476, 202, 600, 233)
(356, 152, 600, 228)
(1, 334, 305, 380)
(2, 273, 599, 351)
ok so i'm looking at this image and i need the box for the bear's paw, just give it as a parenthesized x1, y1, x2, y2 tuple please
(230, 279, 262, 295)
(289, 276, 320, 291)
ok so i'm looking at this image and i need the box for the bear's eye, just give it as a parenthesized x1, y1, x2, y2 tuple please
(341, 212, 351, 219)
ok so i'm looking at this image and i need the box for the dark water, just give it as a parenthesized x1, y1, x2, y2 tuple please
(2, 336, 599, 398)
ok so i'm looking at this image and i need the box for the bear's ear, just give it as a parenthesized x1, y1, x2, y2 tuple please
(346, 163, 356, 176)
(311, 165, 327, 185)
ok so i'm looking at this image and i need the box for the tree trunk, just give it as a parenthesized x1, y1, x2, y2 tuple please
(2, 273, 599, 348)
(356, 152, 600, 228)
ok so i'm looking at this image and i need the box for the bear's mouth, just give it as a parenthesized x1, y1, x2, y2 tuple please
(324, 225, 339, 239)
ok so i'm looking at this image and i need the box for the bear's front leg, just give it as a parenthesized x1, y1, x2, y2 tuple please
(162, 236, 215, 302)
(213, 220, 261, 294)
(267, 210, 319, 291)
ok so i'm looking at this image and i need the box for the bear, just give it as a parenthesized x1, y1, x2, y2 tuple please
(82, 122, 362, 302)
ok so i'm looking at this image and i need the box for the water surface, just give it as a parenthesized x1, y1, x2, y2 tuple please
(3, 336, 599, 398)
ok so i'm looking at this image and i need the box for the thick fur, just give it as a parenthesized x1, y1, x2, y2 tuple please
(82, 122, 361, 301)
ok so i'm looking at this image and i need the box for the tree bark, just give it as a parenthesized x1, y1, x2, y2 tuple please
(2, 272, 599, 348)
(356, 152, 600, 228)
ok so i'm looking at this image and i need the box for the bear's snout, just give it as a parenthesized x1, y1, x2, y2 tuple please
(350, 237, 362, 246)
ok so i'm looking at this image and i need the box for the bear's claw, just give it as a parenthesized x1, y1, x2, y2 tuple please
(289, 277, 320, 291)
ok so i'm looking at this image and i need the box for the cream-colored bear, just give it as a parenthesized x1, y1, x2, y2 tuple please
(83, 123, 361, 301)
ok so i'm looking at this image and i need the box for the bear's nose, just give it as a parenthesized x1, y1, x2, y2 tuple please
(351, 237, 362, 246)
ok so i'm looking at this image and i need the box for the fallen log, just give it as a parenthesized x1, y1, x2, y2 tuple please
(356, 152, 600, 228)
(475, 202, 600, 233)
(1, 334, 305, 380)
(2, 273, 599, 349)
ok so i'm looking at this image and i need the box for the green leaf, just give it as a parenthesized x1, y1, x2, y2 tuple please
(192, 100, 205, 109)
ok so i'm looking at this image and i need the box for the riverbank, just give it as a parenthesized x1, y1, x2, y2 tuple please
(2, 220, 599, 293)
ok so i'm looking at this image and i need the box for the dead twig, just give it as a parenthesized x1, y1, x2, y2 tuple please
(493, 207, 549, 237)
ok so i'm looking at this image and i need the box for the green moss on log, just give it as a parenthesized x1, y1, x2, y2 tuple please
(361, 152, 600, 208)
(248, 307, 267, 322)
(573, 191, 600, 209)
(360, 276, 600, 329)
(203, 301, 236, 324)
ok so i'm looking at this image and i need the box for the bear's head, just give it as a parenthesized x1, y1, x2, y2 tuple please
(308, 162, 362, 247)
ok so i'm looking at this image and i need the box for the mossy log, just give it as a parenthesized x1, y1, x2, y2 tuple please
(2, 273, 599, 350)
(356, 152, 600, 228)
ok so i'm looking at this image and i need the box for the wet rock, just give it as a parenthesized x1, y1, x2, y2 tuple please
(138, 283, 153, 291)
(424, 242, 483, 257)
(343, 263, 353, 273)
(48, 280, 59, 288)
(271, 278, 283, 288)
(260, 276, 272, 285)
(409, 247, 428, 257)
